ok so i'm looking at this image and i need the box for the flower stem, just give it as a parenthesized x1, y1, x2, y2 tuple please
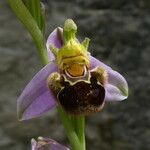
(58, 107, 86, 150)
(75, 116, 86, 150)
(58, 107, 81, 150)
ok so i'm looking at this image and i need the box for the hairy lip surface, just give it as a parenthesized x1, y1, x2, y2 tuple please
(57, 74, 105, 115)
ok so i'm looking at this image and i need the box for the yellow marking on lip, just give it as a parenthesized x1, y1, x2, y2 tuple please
(66, 64, 85, 77)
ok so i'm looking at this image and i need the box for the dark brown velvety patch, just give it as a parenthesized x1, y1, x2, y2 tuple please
(58, 75, 105, 115)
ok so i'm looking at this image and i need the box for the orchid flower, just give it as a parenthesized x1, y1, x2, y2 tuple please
(31, 137, 70, 150)
(17, 19, 128, 121)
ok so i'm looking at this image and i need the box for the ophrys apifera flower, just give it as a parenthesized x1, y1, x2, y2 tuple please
(18, 19, 128, 120)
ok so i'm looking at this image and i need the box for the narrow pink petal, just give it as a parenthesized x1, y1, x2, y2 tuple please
(90, 56, 128, 101)
(46, 27, 63, 61)
(17, 62, 58, 120)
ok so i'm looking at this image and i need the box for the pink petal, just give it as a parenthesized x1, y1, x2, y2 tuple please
(105, 84, 127, 101)
(17, 62, 58, 120)
(90, 56, 128, 101)
(46, 27, 63, 61)
(31, 137, 70, 150)
(90, 56, 111, 70)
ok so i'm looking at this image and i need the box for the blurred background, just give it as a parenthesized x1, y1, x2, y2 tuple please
(0, 0, 150, 150)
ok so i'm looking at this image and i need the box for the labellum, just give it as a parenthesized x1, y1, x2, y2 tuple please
(47, 66, 107, 115)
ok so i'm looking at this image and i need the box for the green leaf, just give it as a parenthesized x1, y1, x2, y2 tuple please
(8, 0, 48, 64)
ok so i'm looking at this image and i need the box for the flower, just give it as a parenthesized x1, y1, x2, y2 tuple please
(17, 19, 128, 120)
(31, 137, 70, 150)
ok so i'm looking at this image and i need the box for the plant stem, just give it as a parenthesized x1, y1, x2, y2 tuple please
(75, 116, 86, 150)
(58, 107, 82, 150)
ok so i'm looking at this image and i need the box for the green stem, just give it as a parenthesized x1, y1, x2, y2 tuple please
(8, 0, 47, 64)
(72, 116, 86, 150)
(58, 108, 86, 150)
(58, 107, 82, 150)
(76, 116, 86, 150)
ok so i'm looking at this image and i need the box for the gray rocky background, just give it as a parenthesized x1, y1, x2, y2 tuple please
(0, 0, 150, 150)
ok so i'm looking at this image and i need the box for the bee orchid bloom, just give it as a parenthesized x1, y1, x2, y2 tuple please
(17, 19, 128, 120)
(31, 137, 70, 150)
